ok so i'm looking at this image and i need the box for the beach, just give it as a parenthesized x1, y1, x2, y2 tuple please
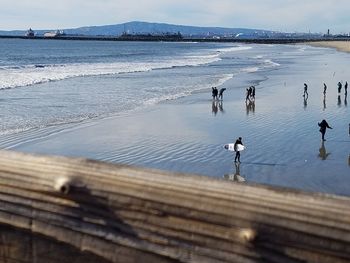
(1, 40, 349, 196)
(307, 40, 350, 53)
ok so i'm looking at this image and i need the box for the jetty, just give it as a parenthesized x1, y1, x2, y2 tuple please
(1, 34, 350, 44)
(1, 150, 350, 262)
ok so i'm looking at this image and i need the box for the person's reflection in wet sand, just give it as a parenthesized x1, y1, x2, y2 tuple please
(218, 100, 224, 113)
(246, 100, 255, 115)
(212, 100, 218, 115)
(338, 95, 342, 107)
(303, 96, 308, 109)
(318, 141, 331, 160)
(323, 94, 327, 111)
(345, 94, 348, 107)
(224, 162, 245, 182)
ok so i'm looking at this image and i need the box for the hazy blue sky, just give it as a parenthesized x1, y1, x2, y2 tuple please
(1, 0, 350, 34)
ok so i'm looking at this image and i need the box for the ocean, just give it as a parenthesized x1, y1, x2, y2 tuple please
(0, 39, 349, 196)
(0, 39, 279, 136)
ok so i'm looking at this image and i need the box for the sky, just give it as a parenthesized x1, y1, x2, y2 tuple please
(1, 0, 350, 34)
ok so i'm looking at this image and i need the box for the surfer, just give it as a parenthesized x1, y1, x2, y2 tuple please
(234, 137, 243, 163)
(303, 83, 308, 97)
(323, 83, 327, 95)
(318, 119, 333, 141)
(218, 88, 226, 100)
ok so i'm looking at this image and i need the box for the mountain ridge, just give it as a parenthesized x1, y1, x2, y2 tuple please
(0, 21, 277, 38)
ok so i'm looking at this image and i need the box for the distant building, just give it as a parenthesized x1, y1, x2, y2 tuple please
(25, 28, 35, 37)
(44, 30, 65, 38)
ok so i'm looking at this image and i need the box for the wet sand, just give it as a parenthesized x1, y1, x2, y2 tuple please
(307, 41, 350, 53)
(2, 44, 350, 196)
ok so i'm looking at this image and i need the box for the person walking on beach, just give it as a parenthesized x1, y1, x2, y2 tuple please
(303, 83, 308, 97)
(251, 86, 256, 100)
(345, 81, 348, 95)
(338, 81, 342, 93)
(212, 87, 218, 100)
(234, 137, 243, 163)
(246, 86, 252, 102)
(323, 83, 327, 95)
(318, 119, 332, 141)
(218, 88, 226, 100)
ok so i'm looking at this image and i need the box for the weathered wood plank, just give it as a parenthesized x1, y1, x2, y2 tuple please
(0, 150, 350, 262)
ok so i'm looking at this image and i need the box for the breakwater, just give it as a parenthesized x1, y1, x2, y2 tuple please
(1, 34, 350, 43)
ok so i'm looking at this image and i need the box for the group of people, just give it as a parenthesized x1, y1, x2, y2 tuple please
(232, 118, 334, 164)
(245, 86, 256, 102)
(216, 82, 342, 163)
(211, 85, 256, 102)
(337, 81, 348, 95)
(212, 87, 226, 100)
(304, 81, 348, 97)
(304, 82, 347, 142)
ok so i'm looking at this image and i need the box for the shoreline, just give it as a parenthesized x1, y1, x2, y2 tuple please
(306, 40, 350, 53)
(3, 42, 350, 196)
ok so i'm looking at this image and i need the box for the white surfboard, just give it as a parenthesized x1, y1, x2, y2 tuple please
(223, 143, 245, 152)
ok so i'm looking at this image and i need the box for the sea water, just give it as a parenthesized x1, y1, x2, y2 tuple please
(0, 39, 278, 136)
(0, 39, 349, 196)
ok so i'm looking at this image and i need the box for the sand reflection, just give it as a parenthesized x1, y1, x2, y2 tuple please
(246, 100, 255, 115)
(303, 96, 308, 109)
(318, 141, 331, 160)
(212, 100, 224, 115)
(224, 162, 246, 182)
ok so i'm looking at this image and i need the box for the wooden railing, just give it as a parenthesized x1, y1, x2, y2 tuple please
(0, 150, 350, 263)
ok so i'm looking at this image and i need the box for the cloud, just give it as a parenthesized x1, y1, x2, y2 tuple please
(1, 0, 350, 32)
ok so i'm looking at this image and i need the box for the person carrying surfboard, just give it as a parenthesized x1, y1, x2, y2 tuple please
(234, 137, 244, 163)
(318, 119, 332, 141)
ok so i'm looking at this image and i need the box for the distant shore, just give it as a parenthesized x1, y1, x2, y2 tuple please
(306, 41, 350, 53)
(1, 34, 350, 44)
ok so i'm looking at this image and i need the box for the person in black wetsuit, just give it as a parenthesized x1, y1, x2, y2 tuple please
(234, 137, 243, 163)
(251, 86, 255, 100)
(338, 82, 342, 93)
(303, 83, 308, 97)
(212, 87, 218, 100)
(218, 88, 226, 100)
(318, 119, 332, 141)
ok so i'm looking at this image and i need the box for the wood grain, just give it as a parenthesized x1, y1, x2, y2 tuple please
(0, 150, 350, 263)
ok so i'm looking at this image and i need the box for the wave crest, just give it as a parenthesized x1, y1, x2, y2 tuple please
(0, 53, 221, 90)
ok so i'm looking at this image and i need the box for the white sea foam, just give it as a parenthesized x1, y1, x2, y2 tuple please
(0, 53, 221, 90)
(263, 59, 281, 67)
(141, 73, 234, 108)
(217, 46, 252, 53)
(241, 67, 260, 73)
(240, 58, 280, 74)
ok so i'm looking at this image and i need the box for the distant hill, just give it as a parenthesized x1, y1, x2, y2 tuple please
(0, 21, 278, 38)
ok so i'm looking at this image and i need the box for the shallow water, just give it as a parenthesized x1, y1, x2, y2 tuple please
(1, 41, 349, 196)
